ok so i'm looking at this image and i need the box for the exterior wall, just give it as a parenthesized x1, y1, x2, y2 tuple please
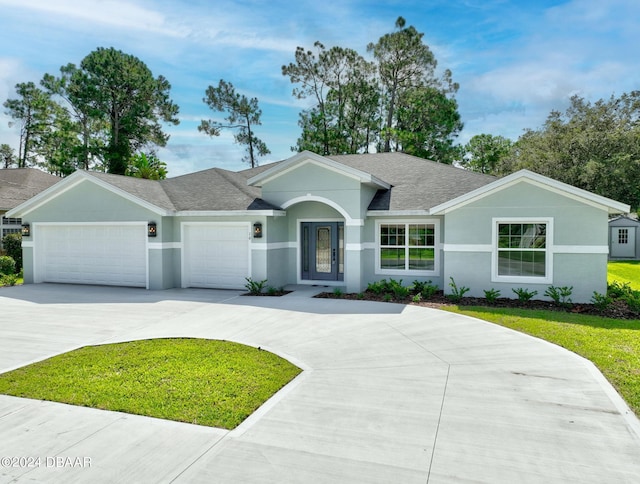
(443, 181, 610, 302)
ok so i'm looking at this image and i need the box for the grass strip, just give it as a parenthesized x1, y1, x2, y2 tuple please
(0, 338, 301, 429)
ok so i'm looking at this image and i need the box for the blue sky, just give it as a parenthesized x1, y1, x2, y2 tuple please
(1, 0, 638, 175)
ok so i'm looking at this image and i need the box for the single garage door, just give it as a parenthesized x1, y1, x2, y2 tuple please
(183, 223, 250, 289)
(36, 224, 147, 287)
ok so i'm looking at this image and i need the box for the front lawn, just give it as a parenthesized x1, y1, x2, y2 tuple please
(445, 306, 640, 417)
(608, 260, 640, 290)
(0, 338, 301, 429)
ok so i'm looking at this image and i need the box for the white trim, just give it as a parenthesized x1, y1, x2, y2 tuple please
(368, 210, 431, 217)
(430, 170, 630, 215)
(247, 151, 390, 189)
(148, 242, 181, 250)
(175, 210, 286, 217)
(346, 242, 375, 251)
(443, 244, 493, 252)
(251, 242, 296, 251)
(491, 217, 553, 284)
(552, 245, 609, 254)
(374, 219, 441, 277)
(281, 195, 363, 226)
(21, 241, 34, 248)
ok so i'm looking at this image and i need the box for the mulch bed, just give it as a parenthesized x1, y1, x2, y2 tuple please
(315, 290, 638, 320)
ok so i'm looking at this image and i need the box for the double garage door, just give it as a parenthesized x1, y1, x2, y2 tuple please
(34, 223, 250, 290)
(35, 224, 147, 287)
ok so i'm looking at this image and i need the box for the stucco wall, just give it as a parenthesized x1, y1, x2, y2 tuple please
(442, 180, 610, 302)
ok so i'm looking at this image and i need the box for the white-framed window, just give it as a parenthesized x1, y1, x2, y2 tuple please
(618, 228, 629, 245)
(492, 217, 552, 283)
(376, 220, 439, 275)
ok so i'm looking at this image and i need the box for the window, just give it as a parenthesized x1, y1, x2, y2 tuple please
(494, 219, 551, 282)
(1, 217, 21, 225)
(378, 222, 437, 274)
(618, 229, 629, 245)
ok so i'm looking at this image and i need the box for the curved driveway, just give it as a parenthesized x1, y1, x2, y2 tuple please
(0, 284, 639, 483)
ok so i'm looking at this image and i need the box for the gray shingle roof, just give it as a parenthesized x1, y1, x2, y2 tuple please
(78, 152, 496, 213)
(324, 152, 496, 211)
(0, 168, 60, 210)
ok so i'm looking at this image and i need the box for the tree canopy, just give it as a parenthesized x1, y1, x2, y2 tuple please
(283, 17, 462, 163)
(498, 92, 640, 209)
(199, 79, 269, 168)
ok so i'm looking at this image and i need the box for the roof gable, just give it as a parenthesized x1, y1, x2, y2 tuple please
(8, 171, 174, 217)
(247, 151, 390, 190)
(430, 169, 630, 215)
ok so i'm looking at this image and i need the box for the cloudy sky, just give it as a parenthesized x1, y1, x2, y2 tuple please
(1, 0, 638, 175)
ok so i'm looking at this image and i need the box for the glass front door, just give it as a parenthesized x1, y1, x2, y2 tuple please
(301, 222, 344, 281)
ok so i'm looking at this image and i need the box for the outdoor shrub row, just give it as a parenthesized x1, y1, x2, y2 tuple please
(591, 281, 640, 315)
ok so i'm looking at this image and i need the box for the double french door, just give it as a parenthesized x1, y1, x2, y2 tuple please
(301, 222, 344, 281)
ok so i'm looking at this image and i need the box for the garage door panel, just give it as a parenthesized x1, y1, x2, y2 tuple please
(37, 225, 147, 287)
(184, 224, 249, 289)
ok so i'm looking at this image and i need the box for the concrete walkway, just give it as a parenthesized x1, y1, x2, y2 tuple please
(0, 284, 638, 483)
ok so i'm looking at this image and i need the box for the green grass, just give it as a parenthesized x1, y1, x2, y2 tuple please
(608, 260, 640, 290)
(0, 338, 301, 429)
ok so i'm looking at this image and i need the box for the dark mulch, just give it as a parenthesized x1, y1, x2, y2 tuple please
(315, 290, 638, 320)
(242, 290, 292, 297)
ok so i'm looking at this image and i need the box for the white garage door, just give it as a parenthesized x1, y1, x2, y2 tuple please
(36, 224, 147, 287)
(183, 223, 250, 289)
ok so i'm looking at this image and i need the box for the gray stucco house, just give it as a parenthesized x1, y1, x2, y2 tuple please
(8, 151, 629, 302)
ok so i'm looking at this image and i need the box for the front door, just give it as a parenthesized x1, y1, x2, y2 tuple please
(301, 222, 344, 281)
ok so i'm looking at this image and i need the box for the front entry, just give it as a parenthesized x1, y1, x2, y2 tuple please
(301, 222, 344, 281)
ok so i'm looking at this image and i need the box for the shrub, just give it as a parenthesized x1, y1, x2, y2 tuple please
(0, 256, 16, 276)
(367, 279, 388, 295)
(244, 277, 267, 295)
(387, 279, 410, 301)
(0, 274, 18, 287)
(607, 281, 634, 299)
(382, 293, 392, 302)
(413, 280, 438, 299)
(512, 287, 538, 303)
(483, 288, 501, 304)
(590, 291, 613, 312)
(447, 277, 470, 302)
(544, 286, 573, 307)
(1, 233, 22, 272)
(332, 287, 344, 298)
(412, 293, 422, 303)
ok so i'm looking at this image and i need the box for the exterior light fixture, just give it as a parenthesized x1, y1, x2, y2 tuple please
(253, 222, 263, 238)
(21, 223, 30, 237)
(148, 222, 157, 237)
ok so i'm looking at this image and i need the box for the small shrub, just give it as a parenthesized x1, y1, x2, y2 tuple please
(1, 233, 22, 272)
(244, 277, 267, 295)
(512, 287, 538, 303)
(356, 292, 364, 300)
(387, 279, 410, 301)
(412, 293, 422, 303)
(544, 286, 573, 307)
(367, 279, 388, 295)
(483, 288, 501, 304)
(607, 281, 634, 299)
(0, 274, 18, 286)
(267, 286, 279, 296)
(448, 277, 470, 302)
(382, 293, 392, 302)
(413, 280, 438, 299)
(332, 287, 344, 298)
(0, 256, 16, 276)
(590, 291, 613, 312)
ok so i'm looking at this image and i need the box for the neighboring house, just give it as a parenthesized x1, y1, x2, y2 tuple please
(609, 215, 640, 259)
(0, 168, 60, 248)
(7, 151, 629, 302)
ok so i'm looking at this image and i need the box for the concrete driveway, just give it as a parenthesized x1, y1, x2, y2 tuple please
(0, 284, 639, 483)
